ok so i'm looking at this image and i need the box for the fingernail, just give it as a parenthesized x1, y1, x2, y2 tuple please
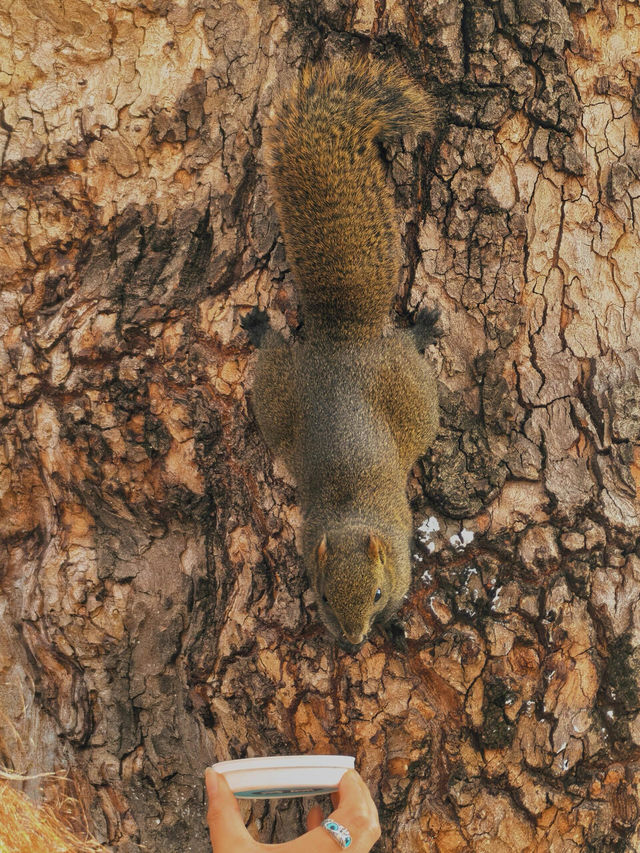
(206, 768, 219, 796)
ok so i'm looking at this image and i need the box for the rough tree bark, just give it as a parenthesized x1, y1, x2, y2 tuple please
(1, 0, 639, 851)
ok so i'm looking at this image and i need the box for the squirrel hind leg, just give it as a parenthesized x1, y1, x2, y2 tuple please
(412, 306, 443, 352)
(251, 326, 298, 472)
(241, 307, 271, 348)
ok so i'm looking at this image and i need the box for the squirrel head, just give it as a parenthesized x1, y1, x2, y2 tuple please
(312, 528, 396, 646)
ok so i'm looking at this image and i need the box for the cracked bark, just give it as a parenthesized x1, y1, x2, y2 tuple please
(1, 0, 640, 851)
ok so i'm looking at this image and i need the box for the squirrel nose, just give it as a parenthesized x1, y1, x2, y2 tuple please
(345, 630, 365, 646)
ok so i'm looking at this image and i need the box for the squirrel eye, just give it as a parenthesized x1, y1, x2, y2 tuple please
(322, 594, 329, 604)
(374, 588, 382, 603)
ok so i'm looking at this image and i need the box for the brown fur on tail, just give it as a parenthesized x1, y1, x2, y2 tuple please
(265, 57, 438, 338)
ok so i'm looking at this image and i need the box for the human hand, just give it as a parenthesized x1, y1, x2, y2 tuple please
(206, 766, 380, 852)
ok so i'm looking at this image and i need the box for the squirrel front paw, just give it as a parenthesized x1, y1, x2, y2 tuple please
(412, 306, 443, 352)
(382, 615, 408, 652)
(241, 307, 270, 347)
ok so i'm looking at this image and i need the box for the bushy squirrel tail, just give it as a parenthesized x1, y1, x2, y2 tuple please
(266, 57, 438, 337)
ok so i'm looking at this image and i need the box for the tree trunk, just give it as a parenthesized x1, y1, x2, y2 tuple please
(1, 0, 639, 851)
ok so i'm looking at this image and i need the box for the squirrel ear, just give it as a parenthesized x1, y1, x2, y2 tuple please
(316, 534, 328, 567)
(368, 533, 386, 563)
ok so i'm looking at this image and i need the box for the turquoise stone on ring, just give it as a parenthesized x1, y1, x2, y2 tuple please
(321, 818, 352, 848)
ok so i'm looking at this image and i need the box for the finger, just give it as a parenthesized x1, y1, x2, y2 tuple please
(336, 769, 367, 805)
(330, 771, 380, 847)
(269, 777, 379, 853)
(357, 775, 379, 827)
(343, 770, 377, 819)
(356, 775, 378, 824)
(205, 769, 240, 814)
(270, 825, 362, 853)
(205, 769, 254, 850)
(330, 790, 340, 810)
(306, 804, 324, 831)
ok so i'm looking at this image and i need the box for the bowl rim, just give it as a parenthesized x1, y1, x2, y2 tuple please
(211, 755, 355, 772)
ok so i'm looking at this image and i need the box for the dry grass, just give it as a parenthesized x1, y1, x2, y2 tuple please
(0, 674, 111, 853)
(0, 778, 110, 853)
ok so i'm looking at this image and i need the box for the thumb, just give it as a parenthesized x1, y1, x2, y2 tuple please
(336, 768, 365, 806)
(332, 770, 380, 842)
(205, 769, 255, 851)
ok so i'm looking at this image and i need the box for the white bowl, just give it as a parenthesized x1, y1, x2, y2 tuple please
(210, 754, 355, 799)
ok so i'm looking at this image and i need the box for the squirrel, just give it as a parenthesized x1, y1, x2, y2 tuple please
(243, 56, 440, 647)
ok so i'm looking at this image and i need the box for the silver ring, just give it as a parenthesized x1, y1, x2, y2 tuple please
(321, 818, 352, 848)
